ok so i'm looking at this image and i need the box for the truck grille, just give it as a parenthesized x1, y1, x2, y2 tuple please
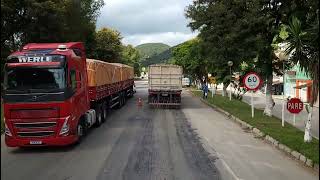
(17, 131, 55, 137)
(15, 122, 57, 129)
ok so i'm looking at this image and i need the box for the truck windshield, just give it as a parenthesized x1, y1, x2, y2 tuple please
(5, 68, 66, 92)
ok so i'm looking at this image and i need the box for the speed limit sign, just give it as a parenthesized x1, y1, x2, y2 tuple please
(243, 72, 262, 91)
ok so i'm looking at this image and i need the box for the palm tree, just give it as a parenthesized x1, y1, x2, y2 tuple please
(285, 16, 319, 142)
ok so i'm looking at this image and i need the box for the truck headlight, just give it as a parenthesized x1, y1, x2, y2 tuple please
(59, 116, 70, 135)
(4, 119, 12, 137)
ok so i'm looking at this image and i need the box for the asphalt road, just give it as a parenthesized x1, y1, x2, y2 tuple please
(1, 81, 317, 180)
(1, 81, 221, 180)
(184, 89, 318, 180)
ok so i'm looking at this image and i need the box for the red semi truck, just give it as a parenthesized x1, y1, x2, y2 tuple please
(3, 42, 134, 147)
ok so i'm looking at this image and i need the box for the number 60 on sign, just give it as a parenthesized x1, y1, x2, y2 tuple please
(243, 72, 262, 91)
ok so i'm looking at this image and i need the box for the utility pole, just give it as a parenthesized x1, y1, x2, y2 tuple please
(228, 61, 233, 101)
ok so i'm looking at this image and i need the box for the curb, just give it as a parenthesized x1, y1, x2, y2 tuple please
(197, 96, 319, 174)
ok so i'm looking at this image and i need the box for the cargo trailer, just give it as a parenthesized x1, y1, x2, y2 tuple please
(148, 64, 182, 108)
(3, 42, 134, 147)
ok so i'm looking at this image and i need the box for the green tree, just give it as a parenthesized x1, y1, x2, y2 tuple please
(1, 0, 104, 60)
(186, 0, 261, 97)
(172, 38, 208, 85)
(121, 44, 141, 76)
(185, 0, 316, 116)
(94, 28, 122, 62)
(284, 15, 319, 142)
(1, 0, 104, 91)
(62, 0, 104, 57)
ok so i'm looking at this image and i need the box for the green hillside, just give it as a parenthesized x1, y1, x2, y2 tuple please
(136, 43, 170, 60)
(141, 48, 173, 66)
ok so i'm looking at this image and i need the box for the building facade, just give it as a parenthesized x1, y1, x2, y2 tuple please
(284, 65, 313, 103)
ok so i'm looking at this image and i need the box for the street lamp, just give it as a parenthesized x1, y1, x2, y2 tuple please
(281, 58, 287, 127)
(228, 61, 233, 101)
(278, 51, 288, 127)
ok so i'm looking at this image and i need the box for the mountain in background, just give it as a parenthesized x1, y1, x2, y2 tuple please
(141, 48, 173, 67)
(136, 43, 170, 61)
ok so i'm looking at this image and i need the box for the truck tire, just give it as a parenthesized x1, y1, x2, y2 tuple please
(95, 106, 102, 127)
(122, 92, 127, 105)
(119, 93, 124, 107)
(102, 101, 108, 122)
(76, 119, 85, 144)
(115, 92, 125, 109)
(128, 87, 134, 98)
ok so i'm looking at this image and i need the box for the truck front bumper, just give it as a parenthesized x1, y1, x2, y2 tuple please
(5, 135, 78, 147)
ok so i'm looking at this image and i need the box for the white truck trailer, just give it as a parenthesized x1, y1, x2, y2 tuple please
(148, 64, 182, 108)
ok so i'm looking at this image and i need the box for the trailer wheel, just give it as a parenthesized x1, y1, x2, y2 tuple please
(114, 94, 121, 109)
(123, 92, 127, 105)
(128, 87, 134, 98)
(95, 106, 102, 127)
(119, 92, 124, 107)
(102, 102, 108, 122)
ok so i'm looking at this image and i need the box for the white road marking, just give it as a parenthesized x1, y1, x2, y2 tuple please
(203, 137, 244, 180)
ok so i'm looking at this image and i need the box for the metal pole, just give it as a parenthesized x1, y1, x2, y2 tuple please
(293, 114, 296, 125)
(251, 90, 254, 118)
(282, 61, 285, 127)
(211, 83, 214, 98)
(229, 66, 232, 101)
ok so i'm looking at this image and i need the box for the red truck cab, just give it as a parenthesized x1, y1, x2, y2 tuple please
(3, 42, 90, 147)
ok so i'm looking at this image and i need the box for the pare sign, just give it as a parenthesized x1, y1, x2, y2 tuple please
(287, 98, 304, 114)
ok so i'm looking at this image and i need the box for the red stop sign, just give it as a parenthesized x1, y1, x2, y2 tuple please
(287, 98, 304, 114)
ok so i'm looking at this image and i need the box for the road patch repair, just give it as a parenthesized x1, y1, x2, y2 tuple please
(189, 89, 319, 174)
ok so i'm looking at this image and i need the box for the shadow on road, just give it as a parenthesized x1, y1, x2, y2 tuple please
(9, 143, 78, 154)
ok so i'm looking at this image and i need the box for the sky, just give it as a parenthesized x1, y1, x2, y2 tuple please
(96, 0, 198, 47)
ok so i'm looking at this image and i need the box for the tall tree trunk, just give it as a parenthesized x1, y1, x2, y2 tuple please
(304, 105, 313, 142)
(304, 63, 318, 142)
(263, 73, 274, 116)
(222, 83, 228, 97)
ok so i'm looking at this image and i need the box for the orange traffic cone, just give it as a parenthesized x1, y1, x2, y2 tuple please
(137, 98, 143, 107)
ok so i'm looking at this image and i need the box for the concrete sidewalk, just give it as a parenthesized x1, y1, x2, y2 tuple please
(183, 90, 318, 180)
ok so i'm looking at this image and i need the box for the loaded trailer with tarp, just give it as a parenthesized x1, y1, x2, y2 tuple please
(2, 42, 135, 147)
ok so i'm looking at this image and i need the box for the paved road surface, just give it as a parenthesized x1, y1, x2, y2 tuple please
(1, 81, 220, 180)
(184, 89, 318, 180)
(242, 93, 319, 139)
(1, 80, 317, 180)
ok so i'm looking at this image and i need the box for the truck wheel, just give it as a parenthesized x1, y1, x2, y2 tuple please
(115, 94, 122, 109)
(76, 121, 85, 144)
(129, 87, 134, 98)
(119, 93, 124, 107)
(102, 102, 108, 122)
(123, 92, 127, 105)
(95, 107, 102, 127)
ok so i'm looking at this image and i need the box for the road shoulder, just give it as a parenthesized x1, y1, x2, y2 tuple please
(181, 90, 318, 180)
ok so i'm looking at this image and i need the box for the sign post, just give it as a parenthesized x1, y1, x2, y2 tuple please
(208, 77, 216, 98)
(243, 72, 263, 118)
(251, 90, 254, 118)
(229, 84, 232, 101)
(212, 85, 214, 97)
(287, 98, 303, 126)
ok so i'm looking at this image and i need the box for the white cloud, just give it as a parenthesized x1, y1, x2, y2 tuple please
(96, 0, 196, 46)
(123, 32, 198, 47)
